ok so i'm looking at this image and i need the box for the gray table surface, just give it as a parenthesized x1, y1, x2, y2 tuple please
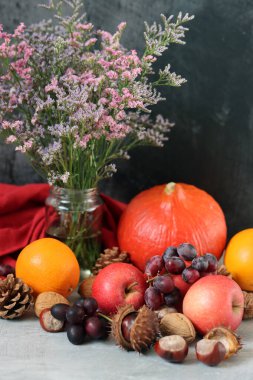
(0, 310, 252, 380)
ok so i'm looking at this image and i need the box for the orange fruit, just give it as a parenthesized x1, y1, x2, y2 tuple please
(224, 228, 253, 291)
(16, 238, 80, 297)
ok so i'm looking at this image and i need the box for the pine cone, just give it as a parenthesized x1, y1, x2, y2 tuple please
(217, 264, 232, 278)
(243, 291, 253, 319)
(92, 247, 130, 275)
(0, 274, 33, 319)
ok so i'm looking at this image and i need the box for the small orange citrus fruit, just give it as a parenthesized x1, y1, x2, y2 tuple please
(16, 238, 80, 297)
(224, 228, 253, 291)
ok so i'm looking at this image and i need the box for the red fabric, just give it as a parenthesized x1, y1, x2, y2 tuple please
(0, 183, 126, 266)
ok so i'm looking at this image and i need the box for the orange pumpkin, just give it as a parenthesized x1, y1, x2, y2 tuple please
(118, 182, 227, 271)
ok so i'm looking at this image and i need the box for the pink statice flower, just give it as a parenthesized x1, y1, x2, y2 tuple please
(6, 135, 17, 143)
(76, 23, 93, 31)
(117, 22, 127, 32)
(15, 139, 33, 153)
(2, 121, 11, 129)
(45, 77, 59, 93)
(98, 30, 113, 44)
(60, 172, 70, 184)
(106, 70, 118, 80)
(79, 134, 91, 149)
(13, 23, 26, 38)
(121, 71, 132, 80)
(84, 38, 97, 47)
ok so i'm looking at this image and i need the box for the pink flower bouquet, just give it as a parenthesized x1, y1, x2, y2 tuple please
(0, 0, 193, 190)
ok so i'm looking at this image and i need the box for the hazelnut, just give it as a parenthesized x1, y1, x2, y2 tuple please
(78, 276, 96, 298)
(34, 291, 70, 317)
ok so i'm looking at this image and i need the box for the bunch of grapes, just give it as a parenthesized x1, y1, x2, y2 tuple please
(41, 297, 109, 345)
(144, 243, 218, 310)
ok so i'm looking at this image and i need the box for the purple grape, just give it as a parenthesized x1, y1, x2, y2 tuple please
(177, 243, 197, 261)
(191, 256, 208, 272)
(162, 247, 178, 263)
(204, 253, 218, 272)
(85, 316, 108, 340)
(153, 275, 174, 294)
(182, 267, 200, 284)
(73, 298, 86, 309)
(165, 257, 186, 274)
(82, 297, 98, 316)
(66, 306, 86, 324)
(0, 264, 15, 277)
(144, 286, 163, 310)
(145, 255, 164, 277)
(164, 288, 181, 306)
(51, 303, 70, 321)
(67, 324, 86, 345)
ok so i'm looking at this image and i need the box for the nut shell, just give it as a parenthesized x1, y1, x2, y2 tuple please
(160, 312, 196, 344)
(34, 291, 70, 317)
(204, 327, 242, 359)
(78, 276, 96, 298)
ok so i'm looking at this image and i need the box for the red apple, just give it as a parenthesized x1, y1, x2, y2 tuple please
(92, 263, 147, 314)
(183, 275, 244, 335)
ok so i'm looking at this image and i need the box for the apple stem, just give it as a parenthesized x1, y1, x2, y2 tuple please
(97, 312, 112, 323)
(126, 281, 138, 292)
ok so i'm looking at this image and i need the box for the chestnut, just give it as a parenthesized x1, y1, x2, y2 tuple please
(154, 335, 188, 363)
(195, 339, 226, 366)
(121, 312, 137, 342)
(39, 308, 64, 333)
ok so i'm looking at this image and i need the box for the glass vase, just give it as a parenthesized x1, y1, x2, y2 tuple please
(45, 186, 103, 272)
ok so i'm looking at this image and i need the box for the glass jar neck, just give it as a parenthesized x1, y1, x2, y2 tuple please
(49, 186, 99, 202)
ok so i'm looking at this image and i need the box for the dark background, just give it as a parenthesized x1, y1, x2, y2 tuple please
(0, 0, 253, 238)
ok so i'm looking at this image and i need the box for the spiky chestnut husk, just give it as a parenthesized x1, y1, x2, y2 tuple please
(130, 305, 160, 352)
(111, 304, 160, 353)
(204, 327, 242, 359)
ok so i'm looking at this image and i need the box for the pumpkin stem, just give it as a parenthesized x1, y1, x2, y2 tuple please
(165, 182, 176, 195)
